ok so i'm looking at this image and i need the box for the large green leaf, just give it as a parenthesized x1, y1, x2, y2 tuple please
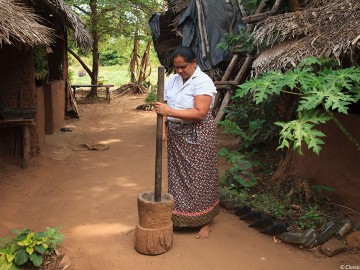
(298, 57, 338, 69)
(25, 247, 34, 255)
(34, 245, 46, 254)
(233, 171, 257, 188)
(0, 255, 12, 270)
(218, 120, 245, 137)
(9, 263, 20, 270)
(275, 110, 331, 155)
(236, 70, 283, 104)
(8, 263, 20, 270)
(4, 254, 14, 264)
(30, 252, 43, 267)
(14, 249, 29, 266)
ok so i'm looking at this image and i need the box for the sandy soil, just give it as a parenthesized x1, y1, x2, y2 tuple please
(0, 95, 359, 270)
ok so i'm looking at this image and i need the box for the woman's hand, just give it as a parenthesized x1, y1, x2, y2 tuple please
(155, 102, 173, 117)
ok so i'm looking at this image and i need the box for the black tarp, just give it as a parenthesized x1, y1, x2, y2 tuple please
(149, 0, 245, 71)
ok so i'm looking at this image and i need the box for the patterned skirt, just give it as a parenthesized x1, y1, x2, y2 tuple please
(167, 113, 219, 227)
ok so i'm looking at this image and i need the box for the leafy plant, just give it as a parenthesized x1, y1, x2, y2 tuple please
(217, 30, 254, 53)
(310, 185, 336, 204)
(251, 194, 288, 219)
(145, 89, 157, 104)
(297, 205, 326, 230)
(235, 57, 360, 154)
(44, 227, 64, 252)
(275, 110, 331, 155)
(242, 0, 262, 13)
(68, 69, 75, 85)
(15, 230, 48, 267)
(219, 119, 265, 150)
(0, 244, 19, 270)
(0, 227, 64, 270)
(218, 148, 258, 189)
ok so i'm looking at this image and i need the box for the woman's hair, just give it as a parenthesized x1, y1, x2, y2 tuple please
(171, 46, 196, 63)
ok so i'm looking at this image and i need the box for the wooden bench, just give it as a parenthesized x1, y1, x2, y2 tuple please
(0, 119, 35, 169)
(71, 84, 115, 103)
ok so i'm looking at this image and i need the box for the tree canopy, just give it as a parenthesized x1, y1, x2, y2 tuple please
(65, 0, 164, 95)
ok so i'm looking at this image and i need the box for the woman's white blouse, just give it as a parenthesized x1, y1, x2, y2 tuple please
(164, 66, 217, 122)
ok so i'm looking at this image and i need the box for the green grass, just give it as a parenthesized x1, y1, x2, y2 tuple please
(71, 64, 131, 86)
(69, 56, 160, 88)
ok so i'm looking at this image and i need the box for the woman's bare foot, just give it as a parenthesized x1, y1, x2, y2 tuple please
(195, 223, 213, 239)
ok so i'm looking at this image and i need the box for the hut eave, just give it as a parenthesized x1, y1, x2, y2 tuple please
(35, 0, 92, 50)
(0, 0, 54, 47)
(252, 0, 360, 74)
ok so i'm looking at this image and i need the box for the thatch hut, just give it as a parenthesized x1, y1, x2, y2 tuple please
(0, 0, 91, 166)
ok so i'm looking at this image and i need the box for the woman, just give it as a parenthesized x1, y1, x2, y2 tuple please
(155, 46, 219, 239)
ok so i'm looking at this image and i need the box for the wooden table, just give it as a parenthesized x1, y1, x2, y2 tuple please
(71, 84, 115, 103)
(0, 119, 35, 169)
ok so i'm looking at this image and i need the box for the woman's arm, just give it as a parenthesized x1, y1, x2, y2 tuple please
(155, 95, 212, 122)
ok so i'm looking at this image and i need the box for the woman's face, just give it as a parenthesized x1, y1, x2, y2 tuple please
(173, 56, 196, 80)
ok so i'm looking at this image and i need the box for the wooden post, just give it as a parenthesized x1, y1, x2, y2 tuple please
(22, 125, 30, 169)
(155, 67, 165, 202)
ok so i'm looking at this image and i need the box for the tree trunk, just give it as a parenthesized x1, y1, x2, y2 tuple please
(67, 48, 93, 79)
(130, 32, 140, 84)
(90, 0, 99, 97)
(138, 41, 151, 85)
(271, 148, 294, 183)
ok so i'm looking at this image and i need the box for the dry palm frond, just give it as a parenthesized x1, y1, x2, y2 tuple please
(0, 0, 54, 46)
(35, 0, 92, 50)
(167, 0, 190, 13)
(252, 0, 360, 74)
(303, 0, 332, 8)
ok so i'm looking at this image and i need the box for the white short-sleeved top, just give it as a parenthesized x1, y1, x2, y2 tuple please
(164, 66, 217, 122)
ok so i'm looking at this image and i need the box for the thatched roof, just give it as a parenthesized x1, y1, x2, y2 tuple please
(0, 0, 54, 46)
(35, 0, 92, 50)
(252, 0, 360, 74)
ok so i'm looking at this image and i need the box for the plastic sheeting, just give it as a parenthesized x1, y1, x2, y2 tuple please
(149, 0, 245, 71)
(149, 13, 161, 41)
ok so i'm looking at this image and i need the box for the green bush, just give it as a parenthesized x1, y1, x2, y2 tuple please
(100, 51, 127, 66)
(145, 89, 157, 104)
(297, 206, 326, 230)
(0, 227, 64, 270)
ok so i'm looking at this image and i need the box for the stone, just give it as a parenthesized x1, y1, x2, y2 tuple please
(57, 255, 72, 270)
(345, 231, 360, 249)
(320, 239, 346, 257)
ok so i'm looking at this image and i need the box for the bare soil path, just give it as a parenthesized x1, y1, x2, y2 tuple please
(0, 95, 359, 270)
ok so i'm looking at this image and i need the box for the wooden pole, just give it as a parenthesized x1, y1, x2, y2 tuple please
(155, 67, 165, 202)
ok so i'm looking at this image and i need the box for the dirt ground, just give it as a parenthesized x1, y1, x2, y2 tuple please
(0, 95, 359, 270)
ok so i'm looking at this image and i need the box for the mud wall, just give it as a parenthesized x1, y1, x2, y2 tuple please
(0, 45, 43, 157)
(291, 113, 360, 211)
(35, 86, 45, 152)
(44, 80, 65, 134)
